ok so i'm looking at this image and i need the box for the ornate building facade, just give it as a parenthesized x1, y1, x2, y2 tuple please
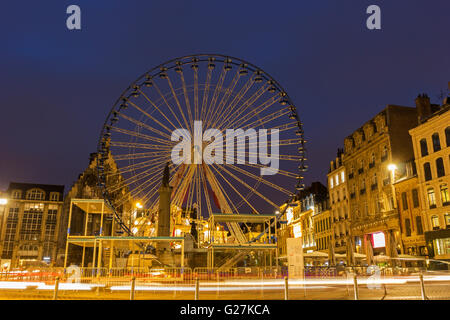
(0, 183, 64, 268)
(344, 105, 418, 259)
(327, 149, 350, 254)
(393, 160, 427, 256)
(409, 92, 450, 260)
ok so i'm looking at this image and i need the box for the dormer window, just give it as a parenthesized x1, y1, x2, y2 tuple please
(12, 190, 22, 199)
(50, 192, 60, 202)
(27, 189, 45, 200)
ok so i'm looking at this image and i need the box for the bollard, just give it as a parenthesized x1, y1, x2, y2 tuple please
(284, 276, 289, 300)
(53, 276, 60, 300)
(353, 274, 359, 300)
(195, 278, 200, 300)
(130, 276, 136, 300)
(419, 273, 427, 300)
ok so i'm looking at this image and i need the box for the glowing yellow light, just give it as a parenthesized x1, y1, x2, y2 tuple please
(286, 208, 293, 224)
(135, 202, 143, 209)
(0, 198, 7, 205)
(388, 164, 397, 172)
(293, 224, 302, 238)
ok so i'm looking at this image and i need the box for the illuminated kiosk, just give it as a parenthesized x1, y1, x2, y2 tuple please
(63, 199, 185, 274)
(206, 213, 278, 269)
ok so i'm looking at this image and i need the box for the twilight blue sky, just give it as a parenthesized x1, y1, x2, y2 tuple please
(0, 0, 449, 192)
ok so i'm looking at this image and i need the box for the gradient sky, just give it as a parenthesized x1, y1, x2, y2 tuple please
(0, 0, 449, 193)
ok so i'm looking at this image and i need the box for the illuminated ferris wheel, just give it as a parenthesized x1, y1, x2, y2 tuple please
(97, 54, 307, 240)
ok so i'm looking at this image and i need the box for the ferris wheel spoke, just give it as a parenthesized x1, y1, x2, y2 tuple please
(193, 68, 199, 123)
(216, 73, 256, 128)
(239, 108, 290, 131)
(213, 164, 279, 209)
(170, 164, 190, 205)
(199, 165, 213, 217)
(143, 166, 183, 209)
(202, 164, 233, 214)
(172, 165, 195, 207)
(110, 126, 174, 146)
(231, 150, 303, 162)
(269, 121, 299, 133)
(227, 94, 281, 130)
(200, 67, 213, 125)
(195, 165, 201, 216)
(130, 162, 180, 204)
(166, 77, 191, 132)
(244, 162, 300, 179)
(110, 141, 172, 151)
(114, 150, 170, 161)
(210, 70, 241, 129)
(204, 68, 227, 130)
(107, 154, 169, 176)
(178, 70, 194, 131)
(151, 81, 187, 132)
(108, 161, 167, 194)
(208, 166, 240, 214)
(217, 83, 269, 129)
(117, 111, 172, 140)
(126, 98, 174, 134)
(222, 163, 291, 194)
(209, 164, 260, 214)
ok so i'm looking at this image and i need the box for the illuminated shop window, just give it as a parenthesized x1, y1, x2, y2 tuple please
(433, 238, 450, 256)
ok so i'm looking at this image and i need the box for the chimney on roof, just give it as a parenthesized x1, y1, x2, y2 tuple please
(415, 94, 431, 124)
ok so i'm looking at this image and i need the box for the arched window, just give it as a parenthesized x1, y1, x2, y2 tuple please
(420, 138, 428, 157)
(432, 133, 441, 152)
(440, 184, 449, 205)
(436, 157, 445, 177)
(446, 127, 450, 147)
(26, 189, 44, 200)
(423, 162, 432, 181)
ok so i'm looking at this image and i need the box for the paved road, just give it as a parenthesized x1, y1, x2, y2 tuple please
(0, 280, 448, 300)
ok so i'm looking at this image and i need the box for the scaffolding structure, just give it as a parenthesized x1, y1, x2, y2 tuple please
(63, 199, 185, 272)
(206, 213, 278, 268)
